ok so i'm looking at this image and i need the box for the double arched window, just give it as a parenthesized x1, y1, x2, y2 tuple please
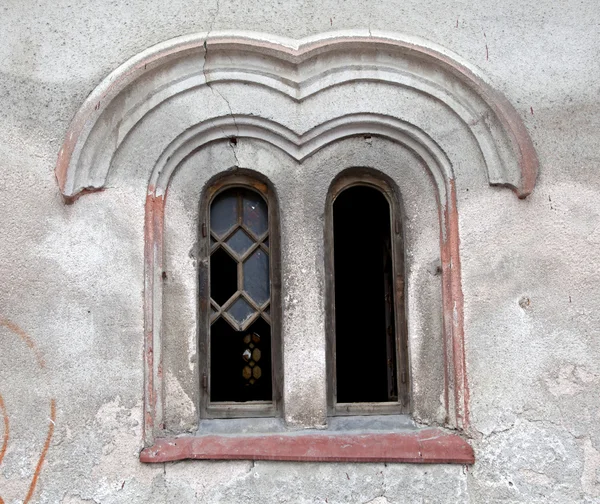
(53, 31, 537, 464)
(203, 172, 408, 418)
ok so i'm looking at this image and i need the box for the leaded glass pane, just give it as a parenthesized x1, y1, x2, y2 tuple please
(211, 192, 238, 237)
(208, 186, 273, 404)
(242, 192, 268, 237)
(243, 249, 270, 305)
(227, 296, 256, 325)
(226, 228, 254, 256)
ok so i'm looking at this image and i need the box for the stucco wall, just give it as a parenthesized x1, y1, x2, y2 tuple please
(1, 1, 599, 502)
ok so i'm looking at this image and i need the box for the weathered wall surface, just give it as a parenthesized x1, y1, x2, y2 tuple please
(1, 1, 599, 502)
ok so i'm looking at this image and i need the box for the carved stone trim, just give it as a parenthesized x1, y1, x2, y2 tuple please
(56, 30, 537, 202)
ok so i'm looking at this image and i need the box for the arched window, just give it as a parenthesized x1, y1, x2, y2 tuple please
(326, 174, 409, 416)
(199, 176, 281, 418)
(53, 30, 541, 463)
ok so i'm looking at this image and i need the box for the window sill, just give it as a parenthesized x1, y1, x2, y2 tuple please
(139, 428, 474, 464)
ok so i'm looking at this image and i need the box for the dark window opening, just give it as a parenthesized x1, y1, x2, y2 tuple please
(333, 185, 398, 403)
(210, 247, 237, 306)
(208, 187, 272, 403)
(210, 317, 272, 402)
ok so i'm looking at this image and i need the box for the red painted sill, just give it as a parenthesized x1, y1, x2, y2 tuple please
(139, 429, 474, 464)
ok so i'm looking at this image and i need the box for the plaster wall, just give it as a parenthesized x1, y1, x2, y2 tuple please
(1, 1, 599, 503)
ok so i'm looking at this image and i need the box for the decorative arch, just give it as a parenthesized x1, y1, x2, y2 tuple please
(55, 31, 537, 460)
(56, 30, 537, 202)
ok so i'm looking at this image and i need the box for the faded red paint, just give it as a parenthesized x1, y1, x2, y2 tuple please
(61, 186, 105, 205)
(138, 177, 474, 457)
(0, 394, 8, 466)
(23, 399, 56, 504)
(0, 394, 7, 504)
(53, 33, 542, 458)
(143, 193, 156, 442)
(143, 190, 166, 444)
(445, 180, 470, 429)
(138, 173, 472, 454)
(436, 179, 470, 431)
(0, 319, 56, 501)
(438, 196, 452, 421)
(140, 429, 474, 464)
(0, 317, 46, 369)
(55, 35, 536, 447)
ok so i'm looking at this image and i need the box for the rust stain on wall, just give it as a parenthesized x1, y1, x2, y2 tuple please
(0, 317, 56, 502)
(0, 394, 8, 465)
(23, 399, 56, 504)
(0, 316, 46, 369)
(0, 393, 8, 504)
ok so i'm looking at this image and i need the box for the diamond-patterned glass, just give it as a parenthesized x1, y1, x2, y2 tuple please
(243, 249, 270, 305)
(243, 192, 268, 237)
(211, 192, 238, 237)
(226, 229, 254, 256)
(227, 296, 256, 325)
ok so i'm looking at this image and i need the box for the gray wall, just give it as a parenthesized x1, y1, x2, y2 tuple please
(1, 1, 599, 502)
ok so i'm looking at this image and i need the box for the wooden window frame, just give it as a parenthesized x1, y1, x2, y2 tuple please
(325, 172, 410, 416)
(198, 174, 283, 419)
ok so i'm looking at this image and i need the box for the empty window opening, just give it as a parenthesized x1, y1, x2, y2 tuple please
(333, 185, 398, 403)
(208, 188, 273, 403)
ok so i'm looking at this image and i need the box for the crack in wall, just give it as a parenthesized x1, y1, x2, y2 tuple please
(478, 415, 587, 443)
(60, 493, 101, 504)
(202, 0, 241, 169)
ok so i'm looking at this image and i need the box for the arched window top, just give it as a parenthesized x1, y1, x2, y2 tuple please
(209, 187, 271, 329)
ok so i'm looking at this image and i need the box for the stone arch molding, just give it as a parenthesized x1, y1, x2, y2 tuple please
(55, 31, 538, 446)
(56, 30, 537, 202)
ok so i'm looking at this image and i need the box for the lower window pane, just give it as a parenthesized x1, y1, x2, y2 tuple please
(210, 316, 272, 402)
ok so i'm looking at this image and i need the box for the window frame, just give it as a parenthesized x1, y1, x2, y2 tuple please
(325, 171, 410, 417)
(198, 174, 283, 419)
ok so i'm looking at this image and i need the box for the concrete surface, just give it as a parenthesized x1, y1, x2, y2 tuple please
(1, 1, 599, 502)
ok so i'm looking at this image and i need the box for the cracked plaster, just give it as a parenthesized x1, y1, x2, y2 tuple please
(1, 0, 600, 502)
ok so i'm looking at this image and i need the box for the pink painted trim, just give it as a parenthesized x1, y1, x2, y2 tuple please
(140, 135, 471, 444)
(103, 32, 523, 443)
(444, 180, 470, 429)
(53, 31, 538, 456)
(140, 429, 474, 464)
(143, 190, 166, 443)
